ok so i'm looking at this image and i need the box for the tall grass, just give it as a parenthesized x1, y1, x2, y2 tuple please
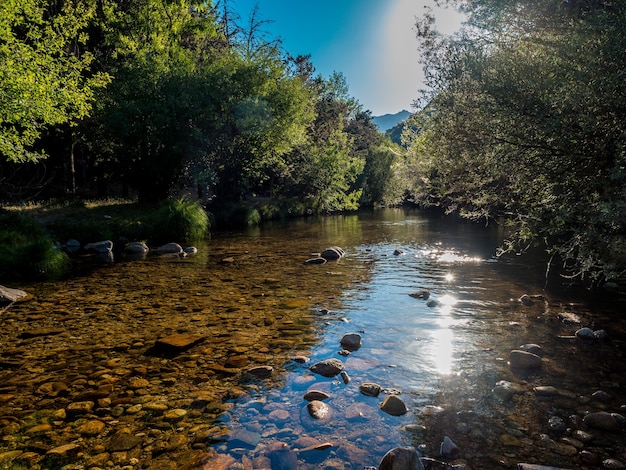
(0, 212, 69, 281)
(153, 198, 210, 244)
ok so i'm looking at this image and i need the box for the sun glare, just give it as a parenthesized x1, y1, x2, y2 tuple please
(431, 328, 454, 375)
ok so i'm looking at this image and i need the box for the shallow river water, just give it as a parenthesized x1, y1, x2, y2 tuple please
(1, 208, 625, 470)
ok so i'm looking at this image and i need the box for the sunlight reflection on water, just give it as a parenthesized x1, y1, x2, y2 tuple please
(206, 209, 626, 469)
(430, 327, 454, 375)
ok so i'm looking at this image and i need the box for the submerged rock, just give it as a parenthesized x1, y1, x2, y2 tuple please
(153, 334, 205, 352)
(307, 400, 331, 420)
(518, 294, 533, 305)
(303, 390, 331, 401)
(267, 442, 298, 470)
(321, 247, 345, 261)
(310, 358, 344, 377)
(583, 411, 622, 431)
(379, 446, 425, 470)
(245, 366, 274, 378)
(408, 290, 430, 300)
(509, 350, 542, 369)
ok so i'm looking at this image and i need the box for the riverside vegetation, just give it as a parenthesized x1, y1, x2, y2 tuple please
(1, 1, 626, 287)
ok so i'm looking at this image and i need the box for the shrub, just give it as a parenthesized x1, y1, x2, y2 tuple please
(153, 198, 210, 244)
(0, 212, 69, 281)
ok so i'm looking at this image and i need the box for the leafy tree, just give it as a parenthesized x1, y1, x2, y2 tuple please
(198, 53, 315, 201)
(0, 0, 108, 163)
(82, 0, 225, 201)
(408, 0, 626, 285)
(275, 72, 368, 212)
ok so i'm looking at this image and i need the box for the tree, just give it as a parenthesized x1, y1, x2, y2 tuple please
(407, 0, 626, 285)
(275, 72, 368, 212)
(82, 0, 225, 201)
(0, 0, 108, 163)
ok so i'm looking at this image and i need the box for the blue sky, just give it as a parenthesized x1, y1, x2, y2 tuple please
(230, 0, 465, 116)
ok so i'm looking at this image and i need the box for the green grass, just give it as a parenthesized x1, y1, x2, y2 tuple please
(153, 197, 210, 244)
(0, 198, 211, 282)
(0, 211, 69, 281)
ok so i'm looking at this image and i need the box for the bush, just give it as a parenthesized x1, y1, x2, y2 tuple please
(0, 212, 69, 281)
(152, 198, 210, 244)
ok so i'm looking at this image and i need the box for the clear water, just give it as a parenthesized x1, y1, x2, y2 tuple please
(2, 208, 625, 470)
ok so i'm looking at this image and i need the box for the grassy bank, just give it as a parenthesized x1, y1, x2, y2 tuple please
(0, 196, 317, 282)
(0, 198, 210, 282)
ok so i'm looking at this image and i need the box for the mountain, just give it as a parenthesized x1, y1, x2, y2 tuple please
(372, 109, 411, 132)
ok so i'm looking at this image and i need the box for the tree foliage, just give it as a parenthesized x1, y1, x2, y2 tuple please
(0, 0, 108, 163)
(407, 0, 626, 284)
(1, 0, 389, 215)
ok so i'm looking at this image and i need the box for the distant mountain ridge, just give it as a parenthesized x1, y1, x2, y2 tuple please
(372, 109, 411, 132)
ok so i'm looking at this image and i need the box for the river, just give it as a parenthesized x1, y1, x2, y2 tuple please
(0, 208, 624, 470)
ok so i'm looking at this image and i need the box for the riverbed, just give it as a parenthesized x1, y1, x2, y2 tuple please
(0, 208, 624, 469)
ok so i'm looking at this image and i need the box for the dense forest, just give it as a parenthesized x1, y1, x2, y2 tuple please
(1, 0, 625, 286)
(0, 0, 400, 211)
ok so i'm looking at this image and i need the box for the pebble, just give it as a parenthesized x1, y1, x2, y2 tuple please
(359, 382, 382, 397)
(584, 411, 622, 431)
(575, 327, 595, 339)
(603, 458, 626, 469)
(493, 380, 523, 402)
(340, 333, 362, 351)
(534, 386, 559, 396)
(519, 343, 544, 356)
(245, 365, 274, 378)
(440, 436, 460, 458)
(77, 420, 106, 436)
(592, 390, 611, 402)
(163, 409, 187, 421)
(379, 446, 425, 470)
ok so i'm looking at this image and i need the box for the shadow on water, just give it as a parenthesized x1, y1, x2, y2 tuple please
(0, 208, 625, 469)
